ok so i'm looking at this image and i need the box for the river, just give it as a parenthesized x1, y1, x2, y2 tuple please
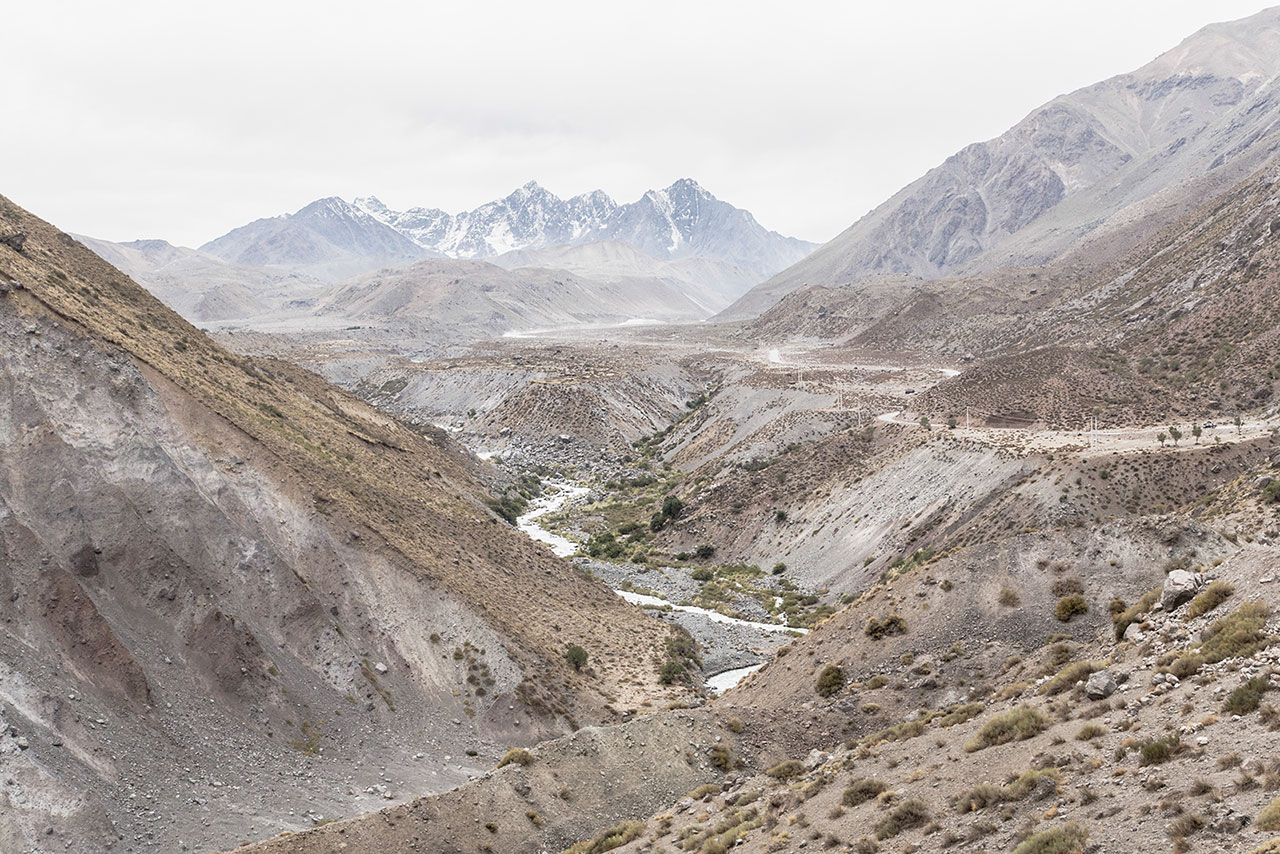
(514, 481, 799, 692)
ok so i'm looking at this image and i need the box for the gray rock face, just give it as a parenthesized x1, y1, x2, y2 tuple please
(1162, 569, 1204, 612)
(722, 6, 1280, 319)
(1085, 670, 1117, 700)
(1123, 622, 1145, 643)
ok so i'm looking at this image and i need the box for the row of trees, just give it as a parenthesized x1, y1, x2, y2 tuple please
(1157, 416, 1243, 447)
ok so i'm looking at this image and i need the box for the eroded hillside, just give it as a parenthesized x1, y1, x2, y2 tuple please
(0, 195, 692, 853)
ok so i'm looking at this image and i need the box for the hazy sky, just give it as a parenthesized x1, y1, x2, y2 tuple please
(6, 1, 1271, 247)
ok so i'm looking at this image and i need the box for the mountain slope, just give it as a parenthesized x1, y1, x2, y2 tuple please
(356, 178, 817, 288)
(722, 5, 1280, 319)
(0, 194, 686, 852)
(312, 257, 713, 340)
(200, 197, 433, 280)
(75, 235, 329, 321)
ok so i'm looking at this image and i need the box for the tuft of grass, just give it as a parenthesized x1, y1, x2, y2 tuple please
(863, 719, 925, 745)
(1260, 797, 1280, 831)
(935, 702, 984, 728)
(965, 706, 1050, 752)
(1054, 594, 1088, 622)
(1185, 580, 1234, 619)
(1225, 676, 1271, 714)
(1075, 723, 1106, 741)
(1040, 660, 1099, 696)
(765, 760, 804, 780)
(562, 820, 647, 853)
(953, 769, 1059, 813)
(874, 798, 930, 840)
(496, 748, 533, 769)
(1012, 823, 1088, 854)
(1168, 600, 1271, 677)
(998, 586, 1020, 607)
(842, 778, 888, 807)
(1137, 735, 1180, 766)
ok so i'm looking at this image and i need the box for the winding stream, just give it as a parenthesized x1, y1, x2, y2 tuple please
(515, 482, 802, 691)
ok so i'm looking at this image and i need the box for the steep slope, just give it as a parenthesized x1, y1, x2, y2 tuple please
(200, 197, 432, 280)
(917, 153, 1280, 427)
(723, 6, 1280, 319)
(0, 195, 686, 852)
(75, 235, 329, 322)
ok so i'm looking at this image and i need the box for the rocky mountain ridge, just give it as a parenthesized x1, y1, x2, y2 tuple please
(722, 5, 1280, 319)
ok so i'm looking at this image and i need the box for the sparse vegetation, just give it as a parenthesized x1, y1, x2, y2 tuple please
(1054, 594, 1088, 622)
(815, 664, 845, 698)
(565, 644, 588, 671)
(842, 778, 888, 806)
(874, 798, 930, 840)
(965, 706, 1050, 752)
(765, 759, 803, 780)
(1260, 797, 1280, 831)
(1225, 676, 1271, 714)
(1185, 580, 1234, 619)
(562, 820, 647, 853)
(864, 614, 907, 639)
(1011, 823, 1088, 854)
(497, 748, 533, 768)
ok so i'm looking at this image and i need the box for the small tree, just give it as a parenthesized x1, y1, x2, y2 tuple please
(920, 416, 931, 430)
(1169, 426, 1182, 446)
(1192, 424, 1202, 444)
(1235, 415, 1244, 436)
(565, 644, 588, 671)
(947, 415, 958, 429)
(1157, 432, 1167, 447)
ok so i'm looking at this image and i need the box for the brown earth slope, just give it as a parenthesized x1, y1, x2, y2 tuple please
(0, 195, 687, 853)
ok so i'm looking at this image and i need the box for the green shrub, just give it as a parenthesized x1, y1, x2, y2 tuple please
(765, 759, 803, 780)
(565, 644, 588, 671)
(1168, 600, 1271, 676)
(497, 748, 533, 768)
(1054, 594, 1088, 622)
(1075, 723, 1106, 741)
(965, 706, 1051, 752)
(1012, 823, 1088, 854)
(1138, 734, 1180, 766)
(1224, 676, 1271, 714)
(1186, 580, 1234, 619)
(874, 798, 930, 840)
(815, 664, 845, 698)
(691, 567, 714, 582)
(694, 544, 716, 559)
(841, 778, 888, 806)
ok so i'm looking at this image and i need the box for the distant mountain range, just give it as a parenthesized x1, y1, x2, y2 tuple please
(195, 180, 816, 305)
(721, 6, 1280, 319)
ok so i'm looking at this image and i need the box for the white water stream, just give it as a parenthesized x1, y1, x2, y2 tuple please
(514, 481, 804, 692)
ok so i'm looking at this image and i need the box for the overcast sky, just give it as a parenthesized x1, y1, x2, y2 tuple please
(6, 1, 1271, 247)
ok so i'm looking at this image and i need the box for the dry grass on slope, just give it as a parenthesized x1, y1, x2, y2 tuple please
(0, 193, 678, 716)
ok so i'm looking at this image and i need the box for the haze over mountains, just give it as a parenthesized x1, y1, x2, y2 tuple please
(722, 6, 1280, 318)
(82, 179, 816, 333)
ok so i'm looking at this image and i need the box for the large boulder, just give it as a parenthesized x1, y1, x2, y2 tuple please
(1162, 569, 1203, 612)
(1085, 670, 1117, 700)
